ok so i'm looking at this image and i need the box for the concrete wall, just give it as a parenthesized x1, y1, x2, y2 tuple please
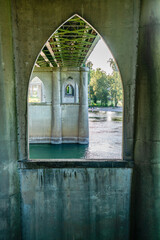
(11, 0, 139, 161)
(20, 168, 132, 240)
(131, 1, 160, 239)
(61, 68, 80, 104)
(30, 69, 52, 103)
(1, 0, 140, 238)
(29, 69, 52, 143)
(29, 67, 88, 144)
(61, 105, 79, 140)
(29, 104, 80, 143)
(3, 0, 160, 239)
(0, 0, 21, 239)
(29, 103, 52, 142)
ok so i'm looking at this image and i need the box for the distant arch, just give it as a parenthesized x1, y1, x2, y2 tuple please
(65, 84, 74, 96)
(30, 13, 123, 105)
(28, 77, 45, 103)
(28, 13, 124, 160)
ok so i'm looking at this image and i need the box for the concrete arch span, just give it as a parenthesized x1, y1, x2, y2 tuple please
(11, 2, 138, 161)
(28, 14, 126, 156)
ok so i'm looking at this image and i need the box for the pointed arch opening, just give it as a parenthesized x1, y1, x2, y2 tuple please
(28, 14, 123, 160)
(28, 77, 46, 103)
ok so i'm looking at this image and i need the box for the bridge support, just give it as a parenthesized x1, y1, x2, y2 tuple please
(131, 1, 160, 239)
(51, 69, 62, 144)
(78, 67, 89, 144)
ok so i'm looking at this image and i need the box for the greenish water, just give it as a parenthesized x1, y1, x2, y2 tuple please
(29, 110, 122, 159)
(30, 143, 88, 159)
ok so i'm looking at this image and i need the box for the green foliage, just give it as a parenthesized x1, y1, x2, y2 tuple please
(90, 68, 110, 105)
(88, 59, 123, 107)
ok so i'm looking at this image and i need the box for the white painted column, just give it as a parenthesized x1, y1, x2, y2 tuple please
(51, 68, 62, 144)
(78, 67, 89, 144)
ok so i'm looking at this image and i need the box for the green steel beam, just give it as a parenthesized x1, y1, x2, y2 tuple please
(36, 15, 99, 67)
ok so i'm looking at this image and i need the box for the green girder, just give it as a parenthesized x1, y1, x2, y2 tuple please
(36, 15, 99, 68)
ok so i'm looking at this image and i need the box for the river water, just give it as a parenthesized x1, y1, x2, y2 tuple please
(29, 109, 122, 159)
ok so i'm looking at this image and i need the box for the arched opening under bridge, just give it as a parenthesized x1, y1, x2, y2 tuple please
(28, 14, 123, 160)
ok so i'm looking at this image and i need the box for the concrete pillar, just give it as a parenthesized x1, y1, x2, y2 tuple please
(41, 83, 45, 102)
(30, 85, 33, 97)
(78, 67, 89, 144)
(51, 68, 62, 144)
(131, 1, 160, 239)
(0, 0, 21, 238)
(37, 84, 41, 100)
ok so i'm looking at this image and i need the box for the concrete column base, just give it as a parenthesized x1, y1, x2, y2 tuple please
(51, 137, 62, 144)
(78, 137, 89, 144)
(29, 137, 51, 143)
(29, 137, 89, 144)
(62, 137, 78, 143)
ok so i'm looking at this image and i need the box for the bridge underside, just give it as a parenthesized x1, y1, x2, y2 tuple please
(36, 15, 100, 68)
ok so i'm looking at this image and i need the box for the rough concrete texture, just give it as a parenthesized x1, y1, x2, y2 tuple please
(29, 104, 52, 142)
(131, 0, 160, 239)
(2, 0, 160, 239)
(0, 0, 21, 239)
(30, 68, 53, 103)
(29, 69, 53, 143)
(20, 168, 132, 240)
(11, 0, 139, 160)
(29, 67, 89, 144)
(61, 68, 80, 104)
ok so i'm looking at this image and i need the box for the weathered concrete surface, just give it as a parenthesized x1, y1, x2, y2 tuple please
(29, 67, 89, 144)
(4, 0, 160, 239)
(131, 0, 160, 239)
(20, 168, 132, 240)
(30, 68, 53, 103)
(29, 69, 52, 142)
(61, 68, 80, 104)
(29, 103, 52, 142)
(0, 0, 21, 239)
(11, 0, 140, 160)
(61, 105, 79, 140)
(79, 68, 89, 144)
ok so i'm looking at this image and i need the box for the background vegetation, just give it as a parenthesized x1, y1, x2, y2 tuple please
(87, 58, 123, 107)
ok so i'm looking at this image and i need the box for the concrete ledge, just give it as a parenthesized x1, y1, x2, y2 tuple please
(30, 137, 89, 144)
(51, 137, 62, 144)
(30, 137, 51, 143)
(61, 137, 78, 143)
(78, 137, 89, 144)
(18, 159, 134, 169)
(29, 103, 52, 106)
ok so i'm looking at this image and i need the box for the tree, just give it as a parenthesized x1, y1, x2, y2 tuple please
(88, 59, 123, 107)
(107, 58, 123, 107)
(90, 68, 110, 105)
(108, 58, 118, 72)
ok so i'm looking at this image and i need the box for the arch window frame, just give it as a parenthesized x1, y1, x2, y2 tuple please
(26, 13, 127, 164)
(65, 84, 74, 97)
(28, 76, 46, 103)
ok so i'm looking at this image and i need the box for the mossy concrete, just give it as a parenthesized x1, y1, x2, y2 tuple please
(0, 0, 21, 239)
(20, 168, 132, 240)
(1, 0, 139, 239)
(131, 0, 160, 239)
